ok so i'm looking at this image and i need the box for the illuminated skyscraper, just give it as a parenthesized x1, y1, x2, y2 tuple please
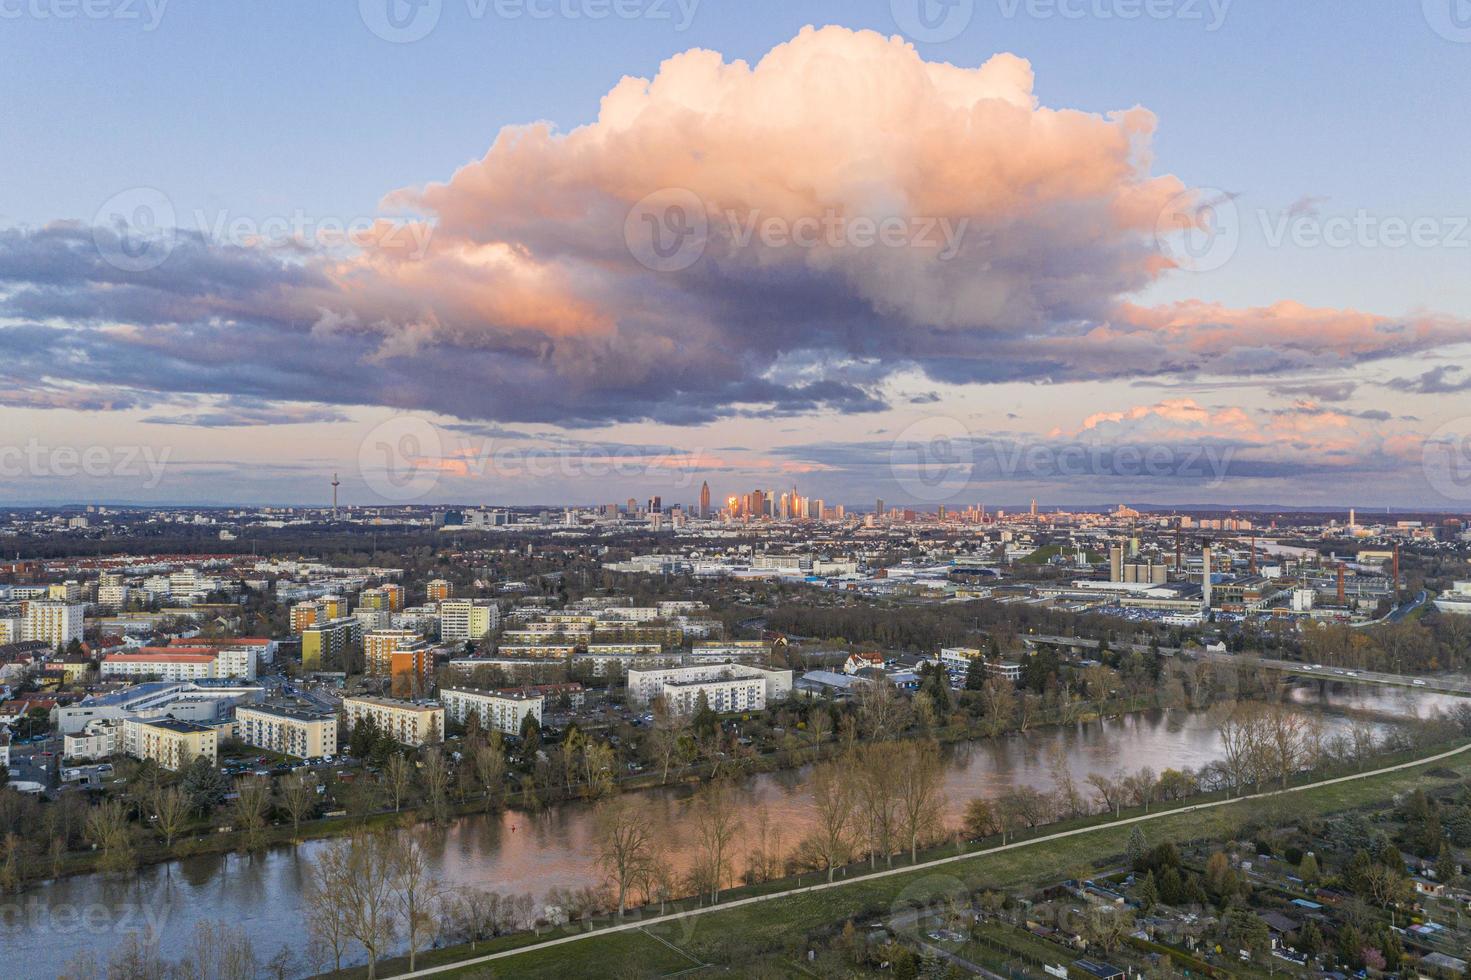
(699, 481, 711, 518)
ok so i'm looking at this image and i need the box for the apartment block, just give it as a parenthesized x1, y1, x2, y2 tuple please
(130, 718, 218, 770)
(440, 599, 499, 643)
(440, 688, 542, 736)
(341, 695, 444, 747)
(23, 601, 85, 648)
(626, 664, 793, 714)
(234, 703, 337, 759)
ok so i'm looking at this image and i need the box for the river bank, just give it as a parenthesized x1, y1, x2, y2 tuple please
(0, 689, 1430, 978)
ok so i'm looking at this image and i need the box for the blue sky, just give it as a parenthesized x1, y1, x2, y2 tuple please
(2, 1, 1470, 507)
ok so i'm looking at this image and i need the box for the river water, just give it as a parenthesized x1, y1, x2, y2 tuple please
(0, 685, 1448, 977)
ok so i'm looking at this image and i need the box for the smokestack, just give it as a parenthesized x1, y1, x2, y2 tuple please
(1249, 531, 1257, 575)
(1175, 528, 1183, 573)
(1202, 544, 1213, 612)
(1337, 563, 1346, 605)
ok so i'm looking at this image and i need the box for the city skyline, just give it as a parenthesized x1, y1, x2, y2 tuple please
(3, 7, 1471, 507)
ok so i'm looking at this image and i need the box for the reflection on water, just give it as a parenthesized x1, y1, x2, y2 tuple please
(0, 691, 1432, 977)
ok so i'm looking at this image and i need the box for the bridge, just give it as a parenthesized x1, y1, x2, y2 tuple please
(1021, 635, 1471, 698)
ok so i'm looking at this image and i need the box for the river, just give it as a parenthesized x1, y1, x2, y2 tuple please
(0, 685, 1446, 978)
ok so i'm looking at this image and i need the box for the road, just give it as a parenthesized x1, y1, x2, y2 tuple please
(390, 740, 1471, 979)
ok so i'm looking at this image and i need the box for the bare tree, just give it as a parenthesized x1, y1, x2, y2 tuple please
(151, 785, 190, 848)
(472, 734, 507, 810)
(173, 919, 258, 980)
(595, 796, 653, 916)
(303, 837, 353, 975)
(690, 779, 741, 903)
(420, 747, 452, 823)
(384, 753, 414, 812)
(979, 677, 1018, 737)
(233, 775, 272, 851)
(856, 679, 906, 740)
(277, 770, 317, 837)
(806, 706, 832, 762)
(391, 831, 439, 972)
(895, 740, 946, 863)
(808, 759, 855, 881)
(854, 743, 901, 867)
(1123, 767, 1159, 813)
(998, 785, 1051, 830)
(1087, 771, 1126, 817)
(85, 797, 134, 872)
(311, 832, 399, 979)
(1047, 742, 1083, 818)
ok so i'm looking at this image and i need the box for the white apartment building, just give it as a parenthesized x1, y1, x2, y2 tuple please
(101, 652, 216, 682)
(626, 664, 793, 714)
(0, 618, 19, 644)
(97, 585, 131, 610)
(440, 599, 499, 643)
(341, 695, 444, 747)
(234, 704, 338, 759)
(440, 688, 543, 736)
(64, 719, 122, 761)
(23, 601, 85, 648)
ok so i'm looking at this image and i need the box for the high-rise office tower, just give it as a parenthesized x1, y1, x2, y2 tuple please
(699, 481, 711, 518)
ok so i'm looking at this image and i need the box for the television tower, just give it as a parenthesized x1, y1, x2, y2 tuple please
(331, 473, 340, 517)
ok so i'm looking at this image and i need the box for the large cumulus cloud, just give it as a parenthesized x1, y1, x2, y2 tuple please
(0, 25, 1464, 427)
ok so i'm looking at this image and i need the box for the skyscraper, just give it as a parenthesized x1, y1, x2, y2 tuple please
(699, 481, 711, 518)
(876, 498, 885, 519)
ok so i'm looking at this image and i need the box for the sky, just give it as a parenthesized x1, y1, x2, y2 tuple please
(2, 0, 1471, 510)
